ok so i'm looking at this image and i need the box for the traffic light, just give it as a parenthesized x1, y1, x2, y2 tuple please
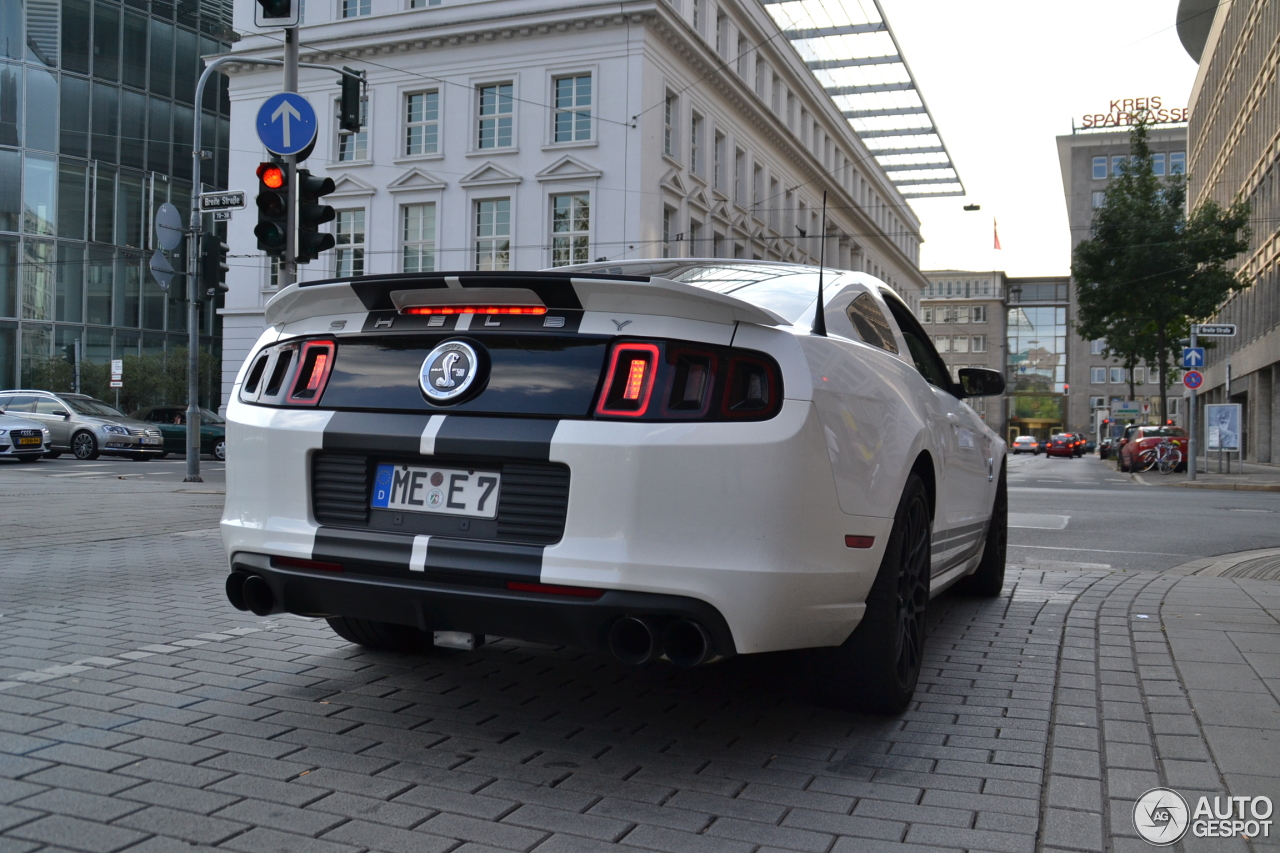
(296, 169, 336, 264)
(1063, 383, 1070, 396)
(255, 162, 289, 256)
(339, 68, 363, 134)
(254, 0, 298, 27)
(201, 233, 229, 298)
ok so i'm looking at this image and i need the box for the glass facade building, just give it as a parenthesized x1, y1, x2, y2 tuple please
(1006, 277, 1069, 437)
(0, 0, 231, 396)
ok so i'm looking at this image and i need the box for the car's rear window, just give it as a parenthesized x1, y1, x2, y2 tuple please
(1144, 427, 1187, 437)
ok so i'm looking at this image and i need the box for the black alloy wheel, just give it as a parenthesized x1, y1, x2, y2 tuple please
(71, 431, 100, 460)
(812, 473, 931, 714)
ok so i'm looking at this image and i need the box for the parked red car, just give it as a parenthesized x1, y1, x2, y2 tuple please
(1119, 425, 1189, 472)
(1044, 434, 1077, 458)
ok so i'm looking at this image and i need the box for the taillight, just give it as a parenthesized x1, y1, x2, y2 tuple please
(722, 356, 775, 417)
(596, 343, 659, 417)
(402, 305, 547, 316)
(240, 338, 337, 406)
(594, 340, 781, 422)
(286, 340, 336, 405)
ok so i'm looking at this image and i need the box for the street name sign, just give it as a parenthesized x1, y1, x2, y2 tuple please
(1183, 370, 1204, 390)
(1195, 324, 1237, 337)
(256, 93, 317, 156)
(199, 191, 247, 211)
(1182, 347, 1205, 368)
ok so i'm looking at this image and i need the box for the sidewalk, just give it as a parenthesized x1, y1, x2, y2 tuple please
(1119, 455, 1280, 491)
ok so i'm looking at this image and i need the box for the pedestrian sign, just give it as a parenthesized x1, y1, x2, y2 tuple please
(256, 93, 317, 156)
(1182, 347, 1205, 368)
(1183, 370, 1204, 390)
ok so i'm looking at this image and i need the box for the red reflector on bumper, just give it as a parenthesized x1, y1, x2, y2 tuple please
(845, 535, 875, 549)
(506, 581, 604, 599)
(274, 556, 344, 572)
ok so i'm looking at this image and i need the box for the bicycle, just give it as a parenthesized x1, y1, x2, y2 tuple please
(1137, 439, 1183, 475)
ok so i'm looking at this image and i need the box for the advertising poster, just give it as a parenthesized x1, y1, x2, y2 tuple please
(1205, 404, 1241, 450)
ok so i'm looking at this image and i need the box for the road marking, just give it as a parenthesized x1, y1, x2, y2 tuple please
(1010, 513, 1069, 529)
(47, 472, 104, 478)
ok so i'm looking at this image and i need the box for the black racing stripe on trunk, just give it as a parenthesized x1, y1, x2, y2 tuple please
(427, 538, 542, 580)
(313, 527, 413, 569)
(433, 416, 558, 461)
(323, 411, 433, 454)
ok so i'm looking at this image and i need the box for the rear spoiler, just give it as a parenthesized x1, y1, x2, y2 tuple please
(264, 271, 789, 328)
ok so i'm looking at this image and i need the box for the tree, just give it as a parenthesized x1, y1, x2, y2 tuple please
(1073, 115, 1251, 424)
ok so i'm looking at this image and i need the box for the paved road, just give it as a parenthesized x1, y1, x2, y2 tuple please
(1007, 453, 1280, 573)
(0, 455, 1277, 853)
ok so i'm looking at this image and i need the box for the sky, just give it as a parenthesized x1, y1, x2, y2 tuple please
(877, 0, 1201, 277)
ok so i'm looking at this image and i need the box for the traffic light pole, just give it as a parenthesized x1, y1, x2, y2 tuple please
(281, 28, 299, 290)
(182, 45, 355, 482)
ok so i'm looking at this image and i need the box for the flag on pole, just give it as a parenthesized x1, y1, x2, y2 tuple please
(993, 218, 1002, 250)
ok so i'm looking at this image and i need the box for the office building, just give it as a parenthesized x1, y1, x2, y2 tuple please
(1056, 124, 1189, 435)
(1179, 0, 1279, 463)
(0, 0, 232, 394)
(920, 270, 1006, 433)
(216, 0, 940, 401)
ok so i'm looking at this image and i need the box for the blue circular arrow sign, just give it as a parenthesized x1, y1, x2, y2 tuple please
(256, 93, 318, 156)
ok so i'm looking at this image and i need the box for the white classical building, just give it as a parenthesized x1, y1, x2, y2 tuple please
(217, 0, 929, 400)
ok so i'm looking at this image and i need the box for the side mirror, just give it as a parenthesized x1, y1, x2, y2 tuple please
(957, 367, 1005, 398)
(56, 410, 70, 419)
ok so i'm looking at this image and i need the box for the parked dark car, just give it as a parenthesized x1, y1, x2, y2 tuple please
(130, 406, 226, 460)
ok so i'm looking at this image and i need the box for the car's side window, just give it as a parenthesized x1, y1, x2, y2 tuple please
(34, 399, 65, 415)
(877, 291, 955, 392)
(846, 292, 899, 354)
(4, 396, 38, 412)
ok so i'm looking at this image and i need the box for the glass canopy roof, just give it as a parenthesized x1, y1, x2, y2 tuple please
(762, 0, 964, 199)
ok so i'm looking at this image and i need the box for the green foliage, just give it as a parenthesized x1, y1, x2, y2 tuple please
(23, 349, 220, 414)
(1072, 115, 1251, 421)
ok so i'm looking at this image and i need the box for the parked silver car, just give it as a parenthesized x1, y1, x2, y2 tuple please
(0, 412, 49, 462)
(0, 391, 164, 460)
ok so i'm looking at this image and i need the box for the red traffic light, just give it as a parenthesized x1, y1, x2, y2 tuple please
(257, 163, 285, 189)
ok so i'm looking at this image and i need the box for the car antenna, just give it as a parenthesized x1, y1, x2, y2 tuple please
(812, 190, 828, 337)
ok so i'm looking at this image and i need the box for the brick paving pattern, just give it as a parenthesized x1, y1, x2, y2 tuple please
(0, 480, 1278, 852)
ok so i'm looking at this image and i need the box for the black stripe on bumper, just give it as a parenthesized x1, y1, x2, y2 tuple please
(311, 526, 542, 582)
(434, 416, 558, 461)
(323, 411, 432, 455)
(322, 412, 558, 461)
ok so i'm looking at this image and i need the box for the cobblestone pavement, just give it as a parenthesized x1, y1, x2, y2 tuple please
(1, 482, 1278, 852)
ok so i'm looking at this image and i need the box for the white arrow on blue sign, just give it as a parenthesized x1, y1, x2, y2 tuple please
(1182, 347, 1205, 368)
(256, 93, 317, 156)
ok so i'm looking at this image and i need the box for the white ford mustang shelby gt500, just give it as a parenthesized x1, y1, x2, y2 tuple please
(222, 260, 1007, 713)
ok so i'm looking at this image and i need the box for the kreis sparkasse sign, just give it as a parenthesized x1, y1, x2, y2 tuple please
(1082, 96, 1188, 128)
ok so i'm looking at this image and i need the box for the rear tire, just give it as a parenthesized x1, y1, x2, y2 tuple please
(45, 450, 62, 459)
(326, 617, 436, 654)
(955, 466, 1006, 598)
(812, 473, 931, 714)
(18, 455, 40, 463)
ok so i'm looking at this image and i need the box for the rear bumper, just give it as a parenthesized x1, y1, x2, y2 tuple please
(229, 552, 737, 656)
(222, 399, 887, 654)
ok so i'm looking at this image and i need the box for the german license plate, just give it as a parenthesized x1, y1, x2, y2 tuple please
(17, 437, 40, 446)
(371, 463, 501, 519)
(141, 437, 162, 445)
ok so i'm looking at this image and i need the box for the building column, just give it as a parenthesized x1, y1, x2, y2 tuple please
(1256, 367, 1274, 463)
